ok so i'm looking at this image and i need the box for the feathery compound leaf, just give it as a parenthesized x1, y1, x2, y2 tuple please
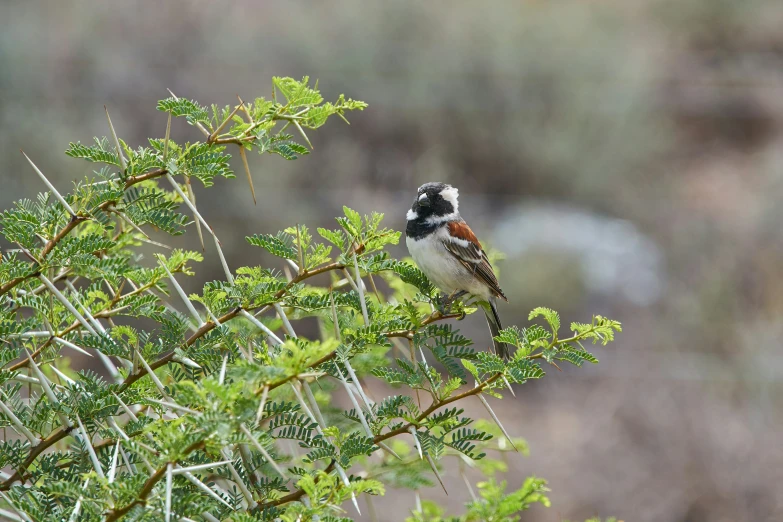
(570, 315, 623, 345)
(528, 307, 560, 334)
(65, 137, 121, 166)
(556, 345, 599, 367)
(269, 140, 310, 160)
(506, 359, 545, 383)
(180, 142, 234, 186)
(246, 231, 297, 260)
(381, 260, 436, 297)
(157, 97, 210, 126)
(494, 326, 522, 347)
(273, 76, 324, 107)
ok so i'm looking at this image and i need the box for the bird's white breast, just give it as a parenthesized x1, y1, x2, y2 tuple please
(406, 227, 491, 299)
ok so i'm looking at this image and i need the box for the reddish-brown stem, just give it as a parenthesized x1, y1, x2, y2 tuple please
(123, 168, 167, 189)
(0, 215, 87, 297)
(0, 427, 74, 490)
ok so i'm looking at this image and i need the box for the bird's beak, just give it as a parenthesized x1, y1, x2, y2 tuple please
(418, 193, 430, 207)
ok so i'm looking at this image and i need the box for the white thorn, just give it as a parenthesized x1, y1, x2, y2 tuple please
(460, 465, 477, 502)
(335, 364, 377, 444)
(119, 443, 137, 475)
(38, 275, 96, 335)
(104, 106, 127, 171)
(165, 463, 173, 522)
(341, 268, 360, 294)
(351, 492, 362, 515)
(172, 354, 201, 369)
(274, 303, 296, 338)
(164, 173, 216, 241)
(0, 397, 40, 444)
(502, 375, 516, 397)
(108, 441, 121, 483)
(284, 258, 300, 274)
(426, 453, 448, 495)
(419, 345, 429, 368)
(344, 361, 374, 414)
(13, 331, 51, 338)
(43, 277, 120, 379)
(134, 348, 171, 399)
(107, 417, 130, 442)
(24, 350, 71, 427)
(49, 365, 75, 385)
(63, 281, 108, 336)
(0, 508, 26, 522)
(7, 374, 40, 385)
(239, 424, 287, 479)
(147, 398, 201, 416)
(111, 392, 139, 422)
(408, 427, 423, 460)
(0, 491, 33, 522)
(290, 382, 318, 427)
(477, 392, 519, 452)
(53, 337, 93, 357)
(21, 151, 76, 216)
(294, 224, 305, 274)
(352, 253, 369, 326)
(171, 460, 230, 475)
(301, 381, 326, 427)
(220, 448, 257, 508)
(75, 414, 105, 478)
(214, 234, 234, 284)
(255, 385, 269, 424)
(219, 352, 228, 385)
(329, 290, 341, 338)
(163, 112, 172, 163)
(240, 309, 283, 346)
(182, 472, 234, 510)
(335, 465, 360, 514)
(67, 479, 89, 522)
(184, 177, 205, 252)
(157, 257, 205, 328)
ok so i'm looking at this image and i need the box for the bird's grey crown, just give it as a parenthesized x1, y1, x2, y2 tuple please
(417, 182, 449, 195)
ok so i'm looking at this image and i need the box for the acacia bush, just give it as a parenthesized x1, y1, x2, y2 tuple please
(0, 77, 620, 521)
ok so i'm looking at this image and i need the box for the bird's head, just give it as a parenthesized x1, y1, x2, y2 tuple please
(407, 182, 459, 221)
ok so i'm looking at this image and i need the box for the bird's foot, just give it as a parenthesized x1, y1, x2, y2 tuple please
(436, 290, 467, 315)
(436, 294, 450, 314)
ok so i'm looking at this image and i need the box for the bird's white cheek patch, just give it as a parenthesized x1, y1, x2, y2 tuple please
(439, 186, 459, 212)
(406, 209, 418, 220)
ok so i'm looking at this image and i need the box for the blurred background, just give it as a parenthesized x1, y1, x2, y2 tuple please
(2, 1, 783, 520)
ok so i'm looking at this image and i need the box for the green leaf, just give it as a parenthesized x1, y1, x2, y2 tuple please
(273, 76, 324, 107)
(157, 97, 210, 127)
(247, 231, 297, 260)
(65, 137, 121, 167)
(570, 315, 623, 345)
(528, 306, 560, 334)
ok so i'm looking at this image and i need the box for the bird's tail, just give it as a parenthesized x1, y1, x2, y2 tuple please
(482, 297, 510, 360)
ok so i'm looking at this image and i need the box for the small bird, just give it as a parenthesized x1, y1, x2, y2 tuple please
(405, 182, 511, 359)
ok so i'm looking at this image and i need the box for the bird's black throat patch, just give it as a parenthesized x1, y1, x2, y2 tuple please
(405, 184, 455, 240)
(406, 218, 438, 240)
